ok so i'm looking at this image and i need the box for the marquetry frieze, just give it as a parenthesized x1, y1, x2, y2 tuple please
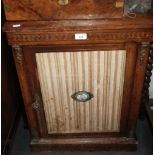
(6, 30, 152, 45)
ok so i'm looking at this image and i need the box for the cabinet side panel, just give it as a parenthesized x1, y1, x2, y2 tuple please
(36, 50, 126, 134)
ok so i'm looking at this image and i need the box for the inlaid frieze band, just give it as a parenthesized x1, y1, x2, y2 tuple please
(6, 30, 152, 45)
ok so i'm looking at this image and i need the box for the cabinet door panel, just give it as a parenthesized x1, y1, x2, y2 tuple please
(35, 50, 126, 134)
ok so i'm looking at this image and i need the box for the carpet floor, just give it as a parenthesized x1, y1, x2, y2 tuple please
(10, 117, 152, 155)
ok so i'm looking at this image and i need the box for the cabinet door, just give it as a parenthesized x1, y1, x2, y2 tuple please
(15, 43, 137, 138)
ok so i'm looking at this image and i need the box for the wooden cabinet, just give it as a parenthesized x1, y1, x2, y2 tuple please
(2, 0, 152, 152)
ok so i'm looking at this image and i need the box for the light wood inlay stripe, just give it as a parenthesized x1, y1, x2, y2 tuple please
(36, 50, 126, 133)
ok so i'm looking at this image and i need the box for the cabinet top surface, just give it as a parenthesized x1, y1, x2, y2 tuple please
(3, 0, 124, 21)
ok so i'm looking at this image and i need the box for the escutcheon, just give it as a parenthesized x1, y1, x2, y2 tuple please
(71, 91, 93, 102)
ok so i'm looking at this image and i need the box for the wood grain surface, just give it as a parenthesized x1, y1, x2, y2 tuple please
(30, 137, 137, 151)
(36, 50, 126, 134)
(2, 0, 123, 21)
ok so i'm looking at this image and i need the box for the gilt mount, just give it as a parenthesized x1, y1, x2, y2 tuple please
(139, 42, 152, 65)
(13, 45, 23, 68)
(57, 0, 70, 5)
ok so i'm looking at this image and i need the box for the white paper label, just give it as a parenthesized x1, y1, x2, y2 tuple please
(75, 33, 87, 40)
(12, 24, 21, 28)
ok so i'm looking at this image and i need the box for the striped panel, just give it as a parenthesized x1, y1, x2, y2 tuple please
(36, 50, 126, 134)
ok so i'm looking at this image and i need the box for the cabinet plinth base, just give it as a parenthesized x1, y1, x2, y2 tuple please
(30, 137, 137, 152)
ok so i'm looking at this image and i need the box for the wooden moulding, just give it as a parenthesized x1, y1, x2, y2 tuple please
(5, 30, 152, 46)
(3, 15, 152, 46)
(3, 15, 152, 32)
(30, 137, 137, 152)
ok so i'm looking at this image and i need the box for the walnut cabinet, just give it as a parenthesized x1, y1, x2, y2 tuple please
(2, 0, 152, 152)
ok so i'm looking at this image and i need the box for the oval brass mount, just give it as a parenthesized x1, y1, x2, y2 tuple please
(57, 0, 70, 5)
(71, 91, 93, 102)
